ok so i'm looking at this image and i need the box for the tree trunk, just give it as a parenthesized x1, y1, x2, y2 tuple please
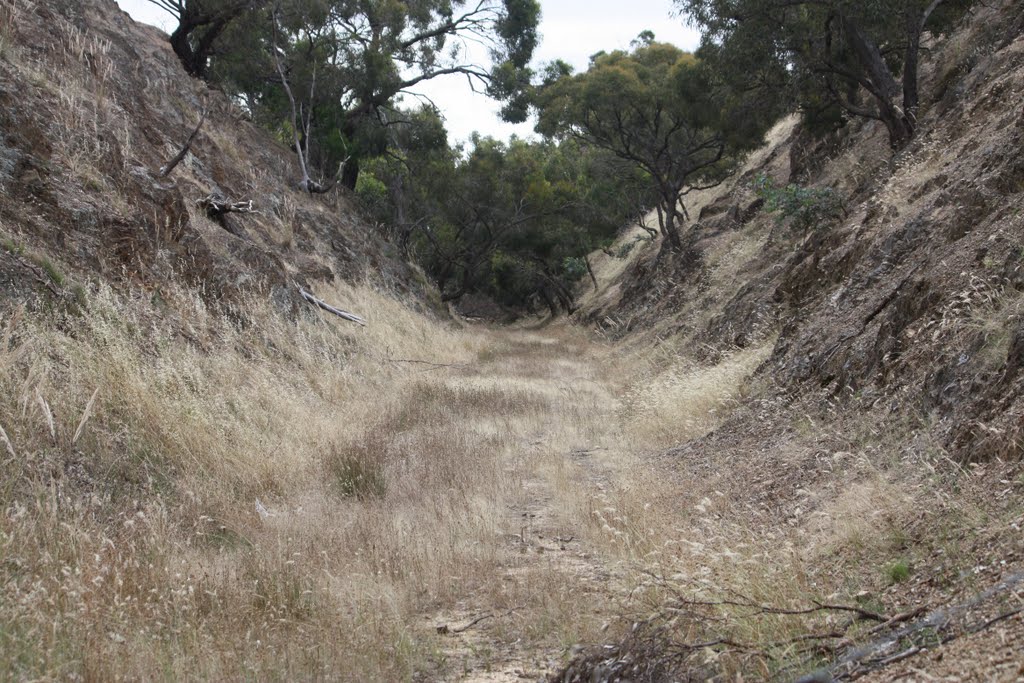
(169, 22, 203, 78)
(552, 282, 575, 314)
(584, 254, 598, 291)
(440, 265, 470, 303)
(440, 284, 466, 303)
(389, 174, 410, 253)
(341, 156, 360, 190)
(902, 10, 922, 119)
(167, 8, 237, 80)
(538, 288, 558, 319)
(661, 199, 683, 251)
(842, 15, 915, 149)
(903, 0, 945, 121)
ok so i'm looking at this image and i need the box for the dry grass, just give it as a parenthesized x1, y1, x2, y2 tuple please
(0, 275, 678, 680)
(620, 342, 773, 449)
(4, 239, 1014, 680)
(0, 278, 517, 680)
(5, 6, 1019, 676)
(0, 0, 31, 62)
(555, 433, 1013, 679)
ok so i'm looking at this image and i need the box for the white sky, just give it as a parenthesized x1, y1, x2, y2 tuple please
(114, 0, 699, 144)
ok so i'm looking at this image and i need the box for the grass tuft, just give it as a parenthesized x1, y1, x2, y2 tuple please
(885, 560, 912, 584)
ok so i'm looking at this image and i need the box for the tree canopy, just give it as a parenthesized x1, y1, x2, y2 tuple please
(146, 0, 267, 79)
(356, 115, 647, 314)
(676, 0, 975, 148)
(152, 0, 540, 190)
(533, 39, 775, 250)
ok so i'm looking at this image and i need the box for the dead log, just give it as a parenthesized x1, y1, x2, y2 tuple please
(198, 193, 255, 219)
(298, 287, 366, 326)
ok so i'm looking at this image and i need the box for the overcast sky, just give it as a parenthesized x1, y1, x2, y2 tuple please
(114, 0, 700, 144)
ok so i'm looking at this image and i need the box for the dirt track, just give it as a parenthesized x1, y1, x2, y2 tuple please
(416, 328, 639, 681)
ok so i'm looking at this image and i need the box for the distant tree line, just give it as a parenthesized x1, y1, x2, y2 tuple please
(148, 0, 974, 314)
(356, 111, 658, 314)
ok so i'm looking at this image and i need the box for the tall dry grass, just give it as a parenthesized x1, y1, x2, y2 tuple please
(1, 272, 680, 680)
(5, 250, 1002, 681)
(620, 343, 773, 449)
(0, 279, 555, 680)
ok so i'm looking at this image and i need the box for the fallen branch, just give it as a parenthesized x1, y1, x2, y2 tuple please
(825, 572, 1024, 679)
(437, 613, 493, 634)
(968, 606, 1024, 633)
(875, 645, 920, 667)
(863, 605, 928, 637)
(809, 600, 888, 623)
(299, 287, 366, 326)
(160, 107, 207, 177)
(645, 583, 891, 624)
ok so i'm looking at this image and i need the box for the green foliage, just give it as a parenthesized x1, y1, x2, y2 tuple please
(34, 256, 64, 287)
(677, 0, 976, 149)
(360, 111, 643, 313)
(0, 237, 23, 257)
(885, 560, 912, 584)
(146, 0, 268, 79)
(355, 171, 389, 216)
(534, 39, 774, 249)
(206, 0, 540, 187)
(562, 257, 588, 282)
(753, 174, 845, 234)
(616, 234, 654, 259)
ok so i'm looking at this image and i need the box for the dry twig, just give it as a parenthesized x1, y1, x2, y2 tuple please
(436, 607, 521, 635)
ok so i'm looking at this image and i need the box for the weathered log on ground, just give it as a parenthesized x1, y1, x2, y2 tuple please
(198, 194, 255, 219)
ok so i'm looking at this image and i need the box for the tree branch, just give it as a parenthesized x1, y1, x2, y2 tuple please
(298, 287, 366, 325)
(159, 105, 207, 177)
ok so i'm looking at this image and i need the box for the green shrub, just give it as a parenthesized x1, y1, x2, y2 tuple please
(355, 171, 389, 219)
(562, 256, 588, 281)
(753, 173, 845, 234)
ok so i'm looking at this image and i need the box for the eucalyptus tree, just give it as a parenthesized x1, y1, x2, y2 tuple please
(534, 40, 772, 250)
(150, 0, 539, 190)
(357, 125, 639, 313)
(146, 0, 267, 78)
(208, 0, 540, 189)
